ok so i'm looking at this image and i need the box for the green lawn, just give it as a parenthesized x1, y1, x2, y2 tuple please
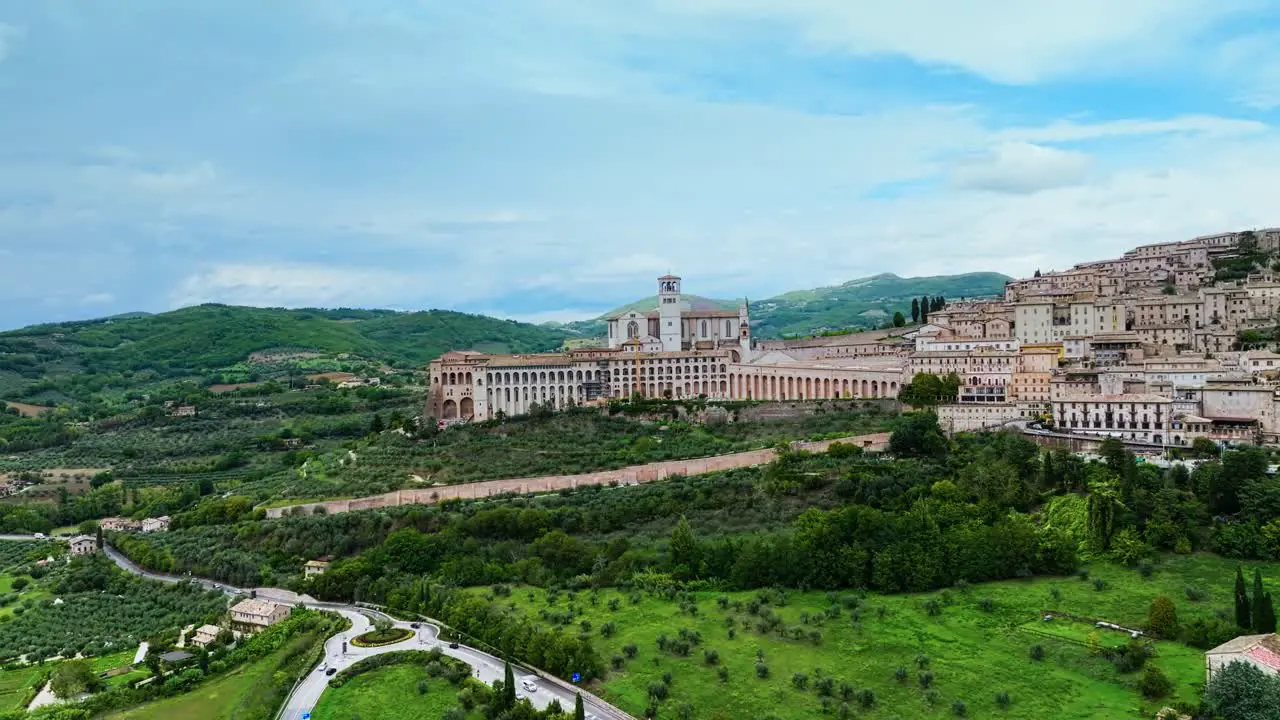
(101, 652, 279, 720)
(91, 649, 139, 674)
(492, 555, 1277, 720)
(310, 664, 481, 720)
(0, 664, 45, 713)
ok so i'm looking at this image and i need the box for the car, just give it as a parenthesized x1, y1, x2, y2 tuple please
(410, 623, 419, 629)
(33, 533, 45, 539)
(317, 663, 327, 673)
(448, 642, 459, 649)
(522, 680, 538, 693)
(325, 668, 337, 676)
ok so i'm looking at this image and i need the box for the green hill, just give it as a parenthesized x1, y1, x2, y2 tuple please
(752, 271, 1010, 337)
(0, 305, 571, 404)
(563, 272, 1009, 339)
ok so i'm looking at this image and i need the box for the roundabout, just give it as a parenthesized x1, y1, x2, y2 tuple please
(350, 626, 414, 648)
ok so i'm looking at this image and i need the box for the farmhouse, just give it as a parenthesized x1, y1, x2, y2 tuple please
(230, 598, 290, 633)
(303, 559, 330, 578)
(1205, 633, 1280, 680)
(68, 535, 97, 555)
(141, 516, 170, 533)
(191, 625, 222, 647)
(100, 517, 140, 532)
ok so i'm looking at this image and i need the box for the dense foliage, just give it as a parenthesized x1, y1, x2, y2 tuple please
(0, 555, 227, 662)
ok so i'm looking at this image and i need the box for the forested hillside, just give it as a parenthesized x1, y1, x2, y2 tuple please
(563, 271, 1010, 339)
(0, 305, 571, 404)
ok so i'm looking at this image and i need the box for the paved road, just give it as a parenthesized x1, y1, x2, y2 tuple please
(67, 542, 630, 719)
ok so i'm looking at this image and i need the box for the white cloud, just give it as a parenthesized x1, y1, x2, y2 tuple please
(170, 264, 418, 309)
(1004, 115, 1268, 143)
(951, 142, 1091, 194)
(640, 0, 1252, 84)
(81, 292, 114, 305)
(0, 23, 21, 63)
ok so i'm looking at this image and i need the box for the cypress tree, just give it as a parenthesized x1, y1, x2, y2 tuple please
(502, 661, 516, 709)
(1259, 593, 1278, 633)
(911, 298, 920, 324)
(1235, 567, 1252, 630)
(95, 526, 104, 550)
(1253, 570, 1268, 632)
(920, 295, 930, 323)
(575, 693, 586, 720)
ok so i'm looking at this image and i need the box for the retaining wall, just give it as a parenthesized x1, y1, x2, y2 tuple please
(265, 432, 890, 519)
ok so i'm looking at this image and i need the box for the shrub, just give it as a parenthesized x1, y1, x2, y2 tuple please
(1147, 596, 1179, 639)
(703, 649, 720, 666)
(856, 688, 876, 708)
(895, 667, 909, 682)
(1184, 586, 1209, 602)
(952, 700, 968, 716)
(1093, 578, 1107, 592)
(815, 676, 834, 696)
(1139, 666, 1174, 699)
(1077, 568, 1090, 581)
(1111, 639, 1151, 673)
(611, 654, 625, 670)
(918, 671, 934, 689)
(717, 666, 729, 682)
(1029, 644, 1045, 662)
(416, 679, 429, 695)
(756, 662, 770, 679)
(648, 681, 668, 701)
(923, 598, 942, 616)
(915, 654, 930, 668)
(1049, 587, 1062, 601)
(978, 598, 995, 612)
(623, 643, 638, 659)
(995, 690, 1010, 708)
(1138, 561, 1155, 578)
(792, 672, 809, 690)
(662, 671, 673, 686)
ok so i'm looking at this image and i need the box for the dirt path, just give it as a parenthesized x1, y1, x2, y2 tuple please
(265, 432, 890, 519)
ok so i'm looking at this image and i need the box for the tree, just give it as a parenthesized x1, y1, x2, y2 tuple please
(575, 693, 586, 720)
(1033, 269, 1042, 278)
(50, 659, 98, 699)
(670, 516, 700, 578)
(920, 295, 930, 323)
(892, 311, 906, 328)
(370, 413, 385, 434)
(501, 661, 516, 709)
(1253, 570, 1277, 633)
(1205, 660, 1280, 720)
(1236, 566, 1253, 630)
(911, 298, 920, 324)
(888, 412, 948, 459)
(1146, 596, 1178, 639)
(95, 526, 104, 550)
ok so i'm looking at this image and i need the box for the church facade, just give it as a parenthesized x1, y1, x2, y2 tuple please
(427, 275, 906, 424)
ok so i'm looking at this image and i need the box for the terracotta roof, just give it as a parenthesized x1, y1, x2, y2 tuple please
(1247, 645, 1280, 670)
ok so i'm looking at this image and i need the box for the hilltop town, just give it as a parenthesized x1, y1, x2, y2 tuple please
(430, 227, 1280, 451)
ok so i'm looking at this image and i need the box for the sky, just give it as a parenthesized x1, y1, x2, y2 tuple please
(3, 1, 1280, 329)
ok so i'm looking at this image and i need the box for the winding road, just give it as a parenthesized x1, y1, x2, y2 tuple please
(0, 535, 630, 719)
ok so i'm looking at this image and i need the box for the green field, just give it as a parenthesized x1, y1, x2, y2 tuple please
(0, 664, 45, 712)
(100, 651, 279, 720)
(311, 664, 481, 720)
(494, 555, 1273, 720)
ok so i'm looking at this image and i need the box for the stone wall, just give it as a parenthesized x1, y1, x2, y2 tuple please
(265, 432, 890, 519)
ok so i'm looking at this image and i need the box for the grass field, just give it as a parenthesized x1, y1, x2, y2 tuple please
(0, 664, 45, 712)
(310, 664, 481, 720)
(493, 555, 1278, 720)
(101, 651, 278, 720)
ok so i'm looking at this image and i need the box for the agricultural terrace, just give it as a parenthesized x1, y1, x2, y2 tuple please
(490, 554, 1274, 719)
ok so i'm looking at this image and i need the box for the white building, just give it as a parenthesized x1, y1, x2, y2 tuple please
(141, 516, 170, 533)
(230, 599, 290, 633)
(68, 535, 97, 555)
(1205, 634, 1280, 681)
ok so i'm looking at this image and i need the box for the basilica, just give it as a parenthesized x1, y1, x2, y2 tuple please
(427, 275, 904, 424)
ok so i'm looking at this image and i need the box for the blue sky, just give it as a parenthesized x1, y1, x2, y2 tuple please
(3, 1, 1280, 329)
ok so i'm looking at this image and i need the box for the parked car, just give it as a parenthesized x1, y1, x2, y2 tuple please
(522, 680, 538, 693)
(448, 642, 459, 649)
(325, 668, 337, 676)
(410, 623, 419, 629)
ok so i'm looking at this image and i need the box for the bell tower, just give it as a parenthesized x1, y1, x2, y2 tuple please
(658, 275, 682, 352)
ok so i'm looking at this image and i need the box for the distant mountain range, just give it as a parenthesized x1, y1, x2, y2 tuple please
(561, 272, 1010, 338)
(0, 271, 1009, 403)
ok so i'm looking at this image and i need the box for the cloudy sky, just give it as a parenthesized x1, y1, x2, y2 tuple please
(2, 1, 1280, 330)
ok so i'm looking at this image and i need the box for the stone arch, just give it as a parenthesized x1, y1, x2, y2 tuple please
(890, 381, 898, 395)
(805, 378, 813, 398)
(465, 372, 472, 385)
(701, 320, 708, 337)
(871, 380, 879, 397)
(719, 380, 727, 393)
(442, 399, 458, 419)
(448, 372, 456, 385)
(459, 397, 474, 417)
(842, 379, 850, 397)
(627, 320, 640, 338)
(861, 379, 868, 397)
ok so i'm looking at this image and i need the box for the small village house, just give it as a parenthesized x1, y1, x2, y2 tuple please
(1205, 633, 1280, 680)
(230, 598, 290, 633)
(303, 560, 330, 578)
(100, 517, 140, 532)
(68, 535, 97, 555)
(141, 516, 170, 533)
(191, 624, 222, 647)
